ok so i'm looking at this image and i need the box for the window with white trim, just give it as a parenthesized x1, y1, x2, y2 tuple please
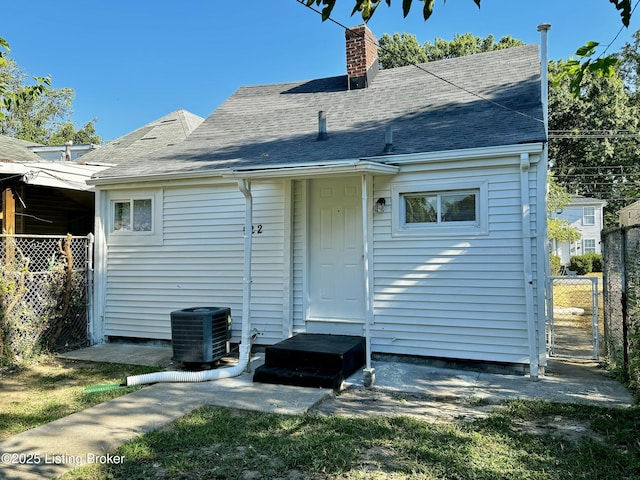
(107, 189, 163, 245)
(392, 181, 488, 236)
(583, 238, 597, 254)
(583, 206, 596, 226)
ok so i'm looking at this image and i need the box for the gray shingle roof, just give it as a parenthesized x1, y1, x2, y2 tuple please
(0, 136, 43, 162)
(80, 109, 204, 166)
(94, 45, 546, 181)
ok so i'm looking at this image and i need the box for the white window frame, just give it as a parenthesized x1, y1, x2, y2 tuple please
(582, 238, 597, 254)
(392, 180, 488, 237)
(106, 189, 163, 246)
(583, 206, 596, 226)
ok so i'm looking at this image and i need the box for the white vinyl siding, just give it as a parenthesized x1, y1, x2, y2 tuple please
(102, 180, 286, 345)
(292, 179, 307, 334)
(97, 147, 544, 367)
(370, 159, 538, 364)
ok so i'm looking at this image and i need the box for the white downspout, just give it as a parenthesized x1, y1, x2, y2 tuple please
(537, 23, 551, 373)
(126, 180, 253, 386)
(521, 153, 539, 380)
(361, 174, 375, 387)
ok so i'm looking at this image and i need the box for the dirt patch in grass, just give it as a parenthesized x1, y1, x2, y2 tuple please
(312, 389, 608, 444)
(312, 389, 497, 422)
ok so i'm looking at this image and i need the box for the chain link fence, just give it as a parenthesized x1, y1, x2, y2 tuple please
(602, 225, 640, 392)
(0, 234, 93, 364)
(547, 276, 600, 360)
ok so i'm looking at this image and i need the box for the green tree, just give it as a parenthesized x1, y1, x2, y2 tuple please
(0, 39, 101, 145)
(0, 61, 74, 143)
(547, 172, 581, 245)
(378, 33, 427, 68)
(422, 33, 524, 61)
(549, 58, 640, 227)
(619, 29, 640, 98)
(378, 32, 524, 69)
(0, 36, 50, 122)
(49, 120, 101, 145)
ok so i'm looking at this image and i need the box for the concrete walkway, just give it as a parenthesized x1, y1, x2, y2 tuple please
(0, 344, 634, 480)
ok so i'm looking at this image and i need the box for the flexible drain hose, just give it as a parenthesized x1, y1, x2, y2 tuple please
(125, 342, 251, 386)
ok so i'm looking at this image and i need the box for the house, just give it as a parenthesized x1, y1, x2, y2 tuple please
(89, 26, 549, 376)
(28, 142, 100, 162)
(551, 194, 607, 265)
(78, 109, 205, 167)
(0, 109, 203, 235)
(619, 199, 640, 227)
(0, 135, 101, 235)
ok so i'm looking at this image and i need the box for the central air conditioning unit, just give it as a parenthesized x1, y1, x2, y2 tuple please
(170, 306, 231, 363)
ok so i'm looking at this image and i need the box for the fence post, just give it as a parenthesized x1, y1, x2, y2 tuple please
(86, 233, 94, 345)
(2, 189, 15, 265)
(621, 227, 629, 377)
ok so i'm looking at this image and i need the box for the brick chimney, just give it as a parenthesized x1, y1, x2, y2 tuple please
(346, 25, 379, 90)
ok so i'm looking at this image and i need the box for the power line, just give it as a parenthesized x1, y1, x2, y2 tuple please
(552, 165, 640, 170)
(295, 0, 544, 125)
(550, 131, 640, 138)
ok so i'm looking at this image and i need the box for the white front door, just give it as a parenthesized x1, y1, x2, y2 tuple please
(307, 177, 365, 332)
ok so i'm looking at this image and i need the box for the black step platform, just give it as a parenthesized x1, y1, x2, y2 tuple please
(253, 333, 365, 390)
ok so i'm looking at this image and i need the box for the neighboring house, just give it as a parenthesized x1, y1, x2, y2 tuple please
(89, 26, 548, 375)
(0, 135, 101, 235)
(78, 109, 205, 166)
(0, 110, 203, 235)
(552, 194, 607, 265)
(619, 199, 640, 227)
(29, 142, 100, 162)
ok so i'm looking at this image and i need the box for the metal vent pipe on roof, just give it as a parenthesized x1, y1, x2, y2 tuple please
(537, 23, 551, 137)
(317, 111, 328, 141)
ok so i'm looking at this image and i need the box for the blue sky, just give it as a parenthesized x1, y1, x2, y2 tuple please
(3, 0, 639, 141)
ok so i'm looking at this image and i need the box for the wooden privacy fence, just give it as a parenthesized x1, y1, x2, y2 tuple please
(0, 234, 93, 363)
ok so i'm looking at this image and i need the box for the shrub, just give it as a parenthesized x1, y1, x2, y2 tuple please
(569, 254, 602, 275)
(588, 253, 603, 272)
(569, 255, 592, 275)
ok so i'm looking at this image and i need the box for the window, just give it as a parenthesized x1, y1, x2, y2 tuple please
(113, 199, 152, 232)
(583, 238, 597, 254)
(106, 189, 163, 245)
(583, 206, 595, 226)
(392, 181, 488, 236)
(404, 191, 477, 225)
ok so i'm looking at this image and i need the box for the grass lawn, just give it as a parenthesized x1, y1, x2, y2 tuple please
(0, 357, 162, 440)
(62, 400, 640, 480)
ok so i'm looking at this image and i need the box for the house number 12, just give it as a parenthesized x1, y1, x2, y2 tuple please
(243, 224, 263, 234)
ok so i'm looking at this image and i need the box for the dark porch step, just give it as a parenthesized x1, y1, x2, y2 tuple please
(253, 333, 365, 389)
(253, 365, 345, 390)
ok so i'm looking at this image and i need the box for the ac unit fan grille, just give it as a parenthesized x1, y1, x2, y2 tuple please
(171, 307, 231, 363)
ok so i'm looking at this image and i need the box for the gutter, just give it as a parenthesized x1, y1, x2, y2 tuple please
(87, 168, 234, 187)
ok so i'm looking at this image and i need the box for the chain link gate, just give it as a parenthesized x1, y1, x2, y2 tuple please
(546, 276, 601, 360)
(0, 234, 93, 361)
